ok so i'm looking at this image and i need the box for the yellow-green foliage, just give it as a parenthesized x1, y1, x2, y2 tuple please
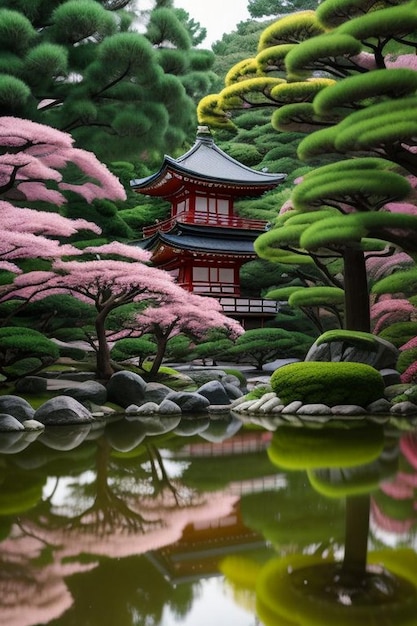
(268, 424, 384, 470)
(270, 361, 385, 406)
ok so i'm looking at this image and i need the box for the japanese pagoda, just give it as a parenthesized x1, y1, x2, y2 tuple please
(131, 126, 286, 327)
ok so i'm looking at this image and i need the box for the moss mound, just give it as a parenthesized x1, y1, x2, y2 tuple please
(270, 361, 384, 407)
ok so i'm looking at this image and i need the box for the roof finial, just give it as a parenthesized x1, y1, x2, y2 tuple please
(196, 125, 213, 145)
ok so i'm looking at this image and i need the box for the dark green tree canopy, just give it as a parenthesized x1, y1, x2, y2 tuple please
(0, 0, 213, 161)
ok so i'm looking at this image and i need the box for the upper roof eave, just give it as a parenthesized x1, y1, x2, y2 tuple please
(130, 131, 286, 193)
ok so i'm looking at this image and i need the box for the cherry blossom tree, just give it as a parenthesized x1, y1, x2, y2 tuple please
(0, 117, 125, 204)
(129, 292, 244, 376)
(0, 117, 125, 275)
(5, 243, 200, 380)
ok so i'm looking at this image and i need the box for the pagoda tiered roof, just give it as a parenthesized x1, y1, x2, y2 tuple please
(130, 127, 286, 199)
(135, 222, 263, 265)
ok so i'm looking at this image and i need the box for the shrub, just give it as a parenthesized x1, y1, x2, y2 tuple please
(270, 361, 385, 407)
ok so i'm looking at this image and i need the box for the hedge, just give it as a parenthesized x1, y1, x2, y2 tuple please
(270, 361, 385, 407)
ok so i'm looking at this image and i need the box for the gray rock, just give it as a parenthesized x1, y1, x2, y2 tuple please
(22, 419, 45, 431)
(125, 404, 140, 413)
(158, 399, 182, 415)
(197, 380, 231, 405)
(390, 401, 417, 415)
(0, 395, 35, 422)
(165, 391, 210, 413)
(367, 398, 392, 414)
(222, 374, 242, 387)
(184, 368, 227, 385)
(380, 368, 401, 387)
(306, 335, 399, 369)
(136, 402, 160, 415)
(0, 413, 25, 431)
(331, 405, 367, 416)
(282, 401, 303, 414)
(34, 396, 94, 425)
(62, 380, 107, 406)
(223, 381, 244, 400)
(107, 371, 147, 408)
(384, 383, 411, 399)
(297, 403, 332, 415)
(15, 376, 48, 394)
(143, 382, 172, 404)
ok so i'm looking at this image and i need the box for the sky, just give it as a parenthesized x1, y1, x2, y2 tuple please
(174, 0, 251, 46)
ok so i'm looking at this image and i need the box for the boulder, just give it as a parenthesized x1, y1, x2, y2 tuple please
(158, 398, 182, 415)
(183, 368, 226, 385)
(306, 335, 398, 369)
(223, 382, 244, 400)
(165, 391, 210, 413)
(34, 396, 94, 425)
(379, 368, 402, 387)
(143, 382, 172, 404)
(222, 374, 242, 387)
(296, 404, 332, 416)
(197, 380, 231, 405)
(367, 398, 392, 414)
(330, 405, 367, 416)
(0, 413, 25, 432)
(61, 380, 107, 406)
(106, 371, 147, 408)
(390, 401, 417, 416)
(0, 395, 35, 422)
(135, 402, 160, 415)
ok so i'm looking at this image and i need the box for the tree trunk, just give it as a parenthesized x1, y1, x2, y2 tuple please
(149, 335, 168, 377)
(343, 248, 370, 332)
(95, 311, 114, 381)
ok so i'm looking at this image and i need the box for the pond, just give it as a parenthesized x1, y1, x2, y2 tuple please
(1, 412, 417, 626)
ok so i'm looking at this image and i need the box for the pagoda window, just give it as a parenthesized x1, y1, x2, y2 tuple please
(174, 198, 189, 217)
(195, 196, 230, 222)
(192, 266, 237, 294)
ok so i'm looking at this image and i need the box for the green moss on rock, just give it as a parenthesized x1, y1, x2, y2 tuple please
(270, 361, 384, 407)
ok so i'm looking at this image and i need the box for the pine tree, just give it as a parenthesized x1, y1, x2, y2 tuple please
(0, 0, 214, 162)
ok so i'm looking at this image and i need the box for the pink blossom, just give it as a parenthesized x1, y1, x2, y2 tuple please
(0, 202, 101, 236)
(371, 298, 415, 333)
(366, 249, 414, 281)
(84, 241, 151, 263)
(400, 336, 417, 351)
(386, 54, 417, 70)
(0, 117, 126, 205)
(401, 361, 417, 384)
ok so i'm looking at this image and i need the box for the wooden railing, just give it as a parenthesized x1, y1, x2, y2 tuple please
(218, 296, 280, 316)
(143, 212, 267, 237)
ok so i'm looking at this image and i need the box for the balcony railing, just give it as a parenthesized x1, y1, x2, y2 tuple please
(143, 212, 267, 237)
(218, 296, 280, 316)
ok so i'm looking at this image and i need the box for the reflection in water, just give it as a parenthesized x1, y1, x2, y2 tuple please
(0, 415, 416, 625)
(225, 424, 417, 625)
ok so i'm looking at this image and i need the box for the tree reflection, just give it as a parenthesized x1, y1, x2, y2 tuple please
(221, 423, 417, 626)
(0, 419, 240, 626)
